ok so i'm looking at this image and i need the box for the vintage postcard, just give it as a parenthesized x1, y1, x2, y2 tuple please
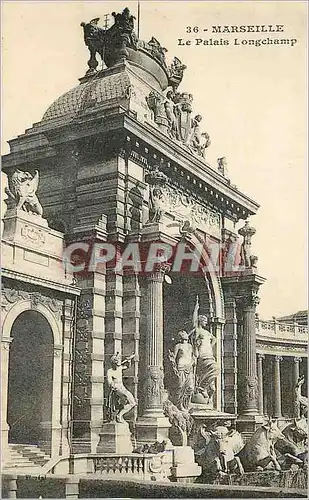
(1, 1, 307, 498)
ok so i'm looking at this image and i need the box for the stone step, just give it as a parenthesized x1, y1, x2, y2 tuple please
(3, 444, 50, 470)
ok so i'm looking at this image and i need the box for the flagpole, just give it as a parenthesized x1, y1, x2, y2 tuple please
(137, 1, 140, 39)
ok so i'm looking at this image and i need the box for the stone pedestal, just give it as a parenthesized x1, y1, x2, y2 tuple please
(96, 422, 133, 454)
(236, 414, 265, 439)
(170, 446, 201, 482)
(189, 408, 236, 451)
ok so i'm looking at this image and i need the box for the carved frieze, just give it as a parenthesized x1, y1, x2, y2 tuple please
(21, 224, 46, 246)
(155, 184, 221, 235)
(1, 287, 62, 319)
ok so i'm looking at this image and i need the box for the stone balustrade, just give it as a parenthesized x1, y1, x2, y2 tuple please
(256, 319, 308, 340)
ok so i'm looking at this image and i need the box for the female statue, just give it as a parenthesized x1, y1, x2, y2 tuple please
(168, 330, 195, 410)
(191, 313, 219, 406)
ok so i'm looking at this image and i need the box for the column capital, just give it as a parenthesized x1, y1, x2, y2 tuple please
(274, 355, 283, 362)
(257, 353, 265, 360)
(1, 337, 13, 350)
(293, 357, 302, 363)
(241, 293, 260, 309)
(145, 262, 171, 282)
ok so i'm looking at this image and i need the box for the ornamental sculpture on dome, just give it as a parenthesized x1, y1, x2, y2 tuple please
(146, 89, 211, 159)
(81, 7, 138, 73)
(168, 57, 187, 90)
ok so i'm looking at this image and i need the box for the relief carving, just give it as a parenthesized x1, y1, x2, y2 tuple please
(21, 225, 46, 246)
(1, 287, 62, 318)
(145, 167, 220, 234)
(145, 365, 165, 407)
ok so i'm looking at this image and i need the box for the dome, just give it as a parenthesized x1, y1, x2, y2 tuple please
(42, 70, 131, 122)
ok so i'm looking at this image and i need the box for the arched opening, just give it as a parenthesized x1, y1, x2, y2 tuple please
(7, 310, 54, 448)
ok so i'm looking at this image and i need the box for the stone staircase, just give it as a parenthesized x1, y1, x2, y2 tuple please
(3, 444, 50, 472)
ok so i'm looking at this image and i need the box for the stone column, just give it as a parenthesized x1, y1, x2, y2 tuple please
(136, 263, 171, 444)
(1, 337, 13, 465)
(293, 357, 302, 418)
(240, 295, 260, 415)
(257, 353, 265, 415)
(273, 355, 283, 418)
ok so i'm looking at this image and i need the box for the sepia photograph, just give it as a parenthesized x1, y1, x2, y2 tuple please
(1, 1, 308, 498)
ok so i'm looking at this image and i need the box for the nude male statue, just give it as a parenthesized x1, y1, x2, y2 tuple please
(107, 352, 136, 423)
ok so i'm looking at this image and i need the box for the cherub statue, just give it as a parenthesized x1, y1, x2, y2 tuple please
(106, 352, 136, 423)
(5, 169, 43, 216)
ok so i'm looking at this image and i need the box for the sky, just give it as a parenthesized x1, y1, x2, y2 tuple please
(1, 1, 307, 318)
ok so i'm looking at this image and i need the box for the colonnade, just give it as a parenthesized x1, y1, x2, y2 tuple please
(257, 354, 306, 418)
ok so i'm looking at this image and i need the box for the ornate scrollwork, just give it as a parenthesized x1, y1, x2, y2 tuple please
(1, 288, 62, 318)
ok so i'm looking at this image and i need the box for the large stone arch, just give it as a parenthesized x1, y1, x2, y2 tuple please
(189, 232, 225, 320)
(1, 297, 63, 458)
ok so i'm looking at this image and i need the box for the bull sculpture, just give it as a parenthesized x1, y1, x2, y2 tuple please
(196, 424, 244, 476)
(275, 417, 308, 468)
(238, 419, 285, 472)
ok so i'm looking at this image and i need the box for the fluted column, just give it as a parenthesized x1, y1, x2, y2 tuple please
(240, 295, 260, 415)
(143, 263, 169, 415)
(273, 355, 282, 418)
(293, 357, 302, 418)
(257, 353, 265, 415)
(136, 263, 171, 444)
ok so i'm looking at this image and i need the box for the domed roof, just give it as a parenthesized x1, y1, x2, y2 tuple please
(42, 70, 131, 122)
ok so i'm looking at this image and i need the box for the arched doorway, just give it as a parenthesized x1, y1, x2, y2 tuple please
(7, 310, 54, 448)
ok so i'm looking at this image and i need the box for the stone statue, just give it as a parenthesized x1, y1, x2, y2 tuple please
(106, 352, 136, 423)
(173, 92, 193, 143)
(295, 375, 308, 417)
(147, 37, 167, 66)
(189, 115, 211, 158)
(146, 91, 168, 132)
(163, 398, 193, 447)
(164, 91, 179, 140)
(5, 169, 43, 216)
(238, 220, 256, 268)
(80, 18, 106, 73)
(148, 186, 166, 223)
(190, 298, 219, 406)
(168, 57, 187, 90)
(168, 330, 195, 410)
(145, 166, 168, 223)
(217, 157, 229, 178)
(111, 8, 138, 50)
(81, 8, 138, 73)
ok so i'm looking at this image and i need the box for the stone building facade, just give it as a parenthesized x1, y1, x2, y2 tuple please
(1, 8, 307, 471)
